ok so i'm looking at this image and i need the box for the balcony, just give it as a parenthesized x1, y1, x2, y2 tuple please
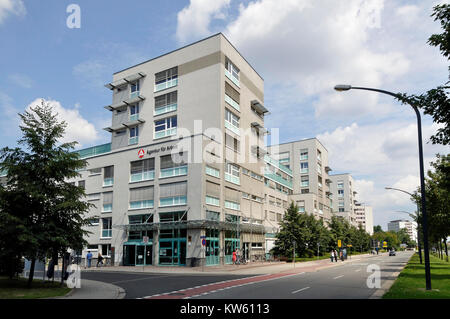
(154, 78, 178, 92)
(225, 69, 240, 87)
(129, 136, 139, 145)
(225, 94, 240, 112)
(251, 100, 269, 116)
(105, 72, 146, 90)
(76, 143, 111, 159)
(225, 172, 240, 185)
(154, 127, 177, 140)
(224, 120, 240, 135)
(160, 165, 188, 178)
(155, 103, 177, 116)
(264, 172, 293, 190)
(104, 95, 145, 111)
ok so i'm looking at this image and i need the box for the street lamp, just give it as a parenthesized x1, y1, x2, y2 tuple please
(335, 84, 431, 290)
(385, 187, 423, 264)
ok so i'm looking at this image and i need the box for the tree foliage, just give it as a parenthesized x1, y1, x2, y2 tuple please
(0, 100, 92, 286)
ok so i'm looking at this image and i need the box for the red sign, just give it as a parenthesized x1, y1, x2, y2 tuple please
(202, 239, 206, 246)
(138, 149, 145, 158)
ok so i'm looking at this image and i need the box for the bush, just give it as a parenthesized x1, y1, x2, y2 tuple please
(0, 255, 24, 278)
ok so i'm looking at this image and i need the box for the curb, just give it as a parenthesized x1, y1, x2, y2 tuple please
(369, 271, 401, 299)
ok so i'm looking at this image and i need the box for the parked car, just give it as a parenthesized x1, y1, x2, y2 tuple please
(389, 250, 396, 256)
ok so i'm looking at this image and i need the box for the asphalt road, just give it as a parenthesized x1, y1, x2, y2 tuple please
(192, 251, 413, 299)
(78, 251, 413, 299)
(80, 271, 257, 299)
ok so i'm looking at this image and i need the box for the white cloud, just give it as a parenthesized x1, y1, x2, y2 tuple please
(26, 98, 99, 148)
(176, 0, 230, 43)
(0, 0, 25, 24)
(8, 73, 33, 88)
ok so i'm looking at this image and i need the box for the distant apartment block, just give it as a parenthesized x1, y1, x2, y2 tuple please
(388, 219, 417, 243)
(354, 202, 373, 235)
(329, 173, 357, 226)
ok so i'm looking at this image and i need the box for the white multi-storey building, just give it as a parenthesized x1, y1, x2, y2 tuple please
(388, 219, 417, 243)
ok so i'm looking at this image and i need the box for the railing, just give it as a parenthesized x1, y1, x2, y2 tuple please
(264, 155, 293, 176)
(155, 103, 177, 116)
(130, 91, 140, 99)
(101, 229, 112, 238)
(76, 143, 111, 159)
(154, 127, 177, 139)
(103, 178, 114, 187)
(225, 173, 240, 185)
(129, 136, 139, 145)
(129, 200, 154, 210)
(206, 255, 220, 266)
(225, 69, 240, 87)
(154, 78, 178, 92)
(130, 170, 155, 182)
(225, 94, 240, 112)
(129, 114, 139, 122)
(264, 172, 293, 190)
(159, 196, 187, 207)
(160, 165, 187, 178)
(224, 120, 240, 135)
(102, 204, 112, 212)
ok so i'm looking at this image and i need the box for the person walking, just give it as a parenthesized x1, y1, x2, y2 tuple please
(334, 250, 338, 262)
(86, 251, 92, 269)
(96, 252, 104, 268)
(330, 250, 334, 262)
(340, 250, 344, 261)
(232, 250, 237, 265)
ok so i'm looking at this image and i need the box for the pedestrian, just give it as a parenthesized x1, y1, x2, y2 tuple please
(334, 250, 338, 262)
(330, 250, 334, 262)
(97, 252, 104, 267)
(86, 251, 92, 268)
(340, 250, 344, 261)
(232, 250, 237, 265)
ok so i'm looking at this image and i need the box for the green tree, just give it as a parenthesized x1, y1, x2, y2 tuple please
(373, 225, 383, 233)
(397, 4, 450, 145)
(0, 100, 92, 287)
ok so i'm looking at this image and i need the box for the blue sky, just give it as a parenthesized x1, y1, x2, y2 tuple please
(0, 0, 448, 229)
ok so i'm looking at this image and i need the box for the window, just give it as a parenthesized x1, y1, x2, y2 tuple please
(129, 126, 139, 145)
(103, 166, 114, 186)
(87, 193, 100, 201)
(297, 201, 305, 213)
(337, 181, 344, 189)
(130, 81, 140, 98)
(225, 162, 240, 185)
(129, 214, 153, 224)
(115, 129, 126, 136)
(301, 175, 309, 187)
(301, 189, 309, 194)
(300, 162, 308, 173)
(206, 196, 220, 206)
(129, 104, 139, 121)
(205, 166, 220, 178)
(225, 82, 240, 111)
(89, 168, 101, 176)
(300, 149, 308, 160)
(154, 116, 177, 139)
(101, 244, 111, 257)
(101, 217, 112, 238)
(159, 182, 187, 207)
(78, 180, 85, 190)
(154, 67, 178, 92)
(338, 189, 344, 198)
(225, 109, 240, 135)
(130, 158, 155, 182)
(225, 200, 240, 211)
(87, 218, 99, 226)
(225, 133, 240, 153)
(155, 91, 177, 115)
(225, 58, 240, 86)
(206, 210, 220, 221)
(129, 186, 154, 209)
(318, 176, 323, 188)
(160, 152, 188, 178)
(317, 162, 322, 174)
(317, 150, 322, 161)
(102, 192, 113, 212)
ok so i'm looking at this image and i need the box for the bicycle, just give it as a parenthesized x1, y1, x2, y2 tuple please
(235, 255, 247, 265)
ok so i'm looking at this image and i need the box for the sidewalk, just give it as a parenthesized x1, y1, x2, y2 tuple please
(81, 253, 382, 276)
(54, 279, 126, 299)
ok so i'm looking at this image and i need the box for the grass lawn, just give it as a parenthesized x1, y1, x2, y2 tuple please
(383, 253, 450, 299)
(0, 276, 71, 299)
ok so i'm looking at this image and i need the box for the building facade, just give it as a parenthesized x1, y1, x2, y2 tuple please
(70, 33, 277, 267)
(354, 202, 374, 235)
(329, 173, 357, 226)
(267, 138, 333, 224)
(387, 219, 417, 243)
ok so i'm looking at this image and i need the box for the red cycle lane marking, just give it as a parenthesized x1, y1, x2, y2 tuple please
(144, 272, 298, 299)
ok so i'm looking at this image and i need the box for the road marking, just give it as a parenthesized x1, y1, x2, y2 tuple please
(292, 287, 310, 294)
(333, 275, 344, 279)
(355, 269, 361, 272)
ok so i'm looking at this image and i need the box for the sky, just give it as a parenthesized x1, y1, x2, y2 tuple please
(0, 0, 448, 230)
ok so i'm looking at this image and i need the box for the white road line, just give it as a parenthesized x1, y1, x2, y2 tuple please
(355, 269, 361, 272)
(333, 275, 344, 279)
(292, 287, 310, 294)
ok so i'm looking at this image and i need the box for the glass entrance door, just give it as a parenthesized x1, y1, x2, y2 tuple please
(136, 245, 145, 266)
(159, 239, 186, 266)
(145, 245, 152, 265)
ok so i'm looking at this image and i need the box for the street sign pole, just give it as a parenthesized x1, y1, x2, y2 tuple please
(293, 241, 296, 268)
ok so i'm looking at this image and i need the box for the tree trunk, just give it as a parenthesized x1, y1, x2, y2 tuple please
(60, 253, 65, 286)
(444, 237, 449, 262)
(27, 257, 36, 288)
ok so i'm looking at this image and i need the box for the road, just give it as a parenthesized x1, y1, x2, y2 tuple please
(77, 251, 413, 299)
